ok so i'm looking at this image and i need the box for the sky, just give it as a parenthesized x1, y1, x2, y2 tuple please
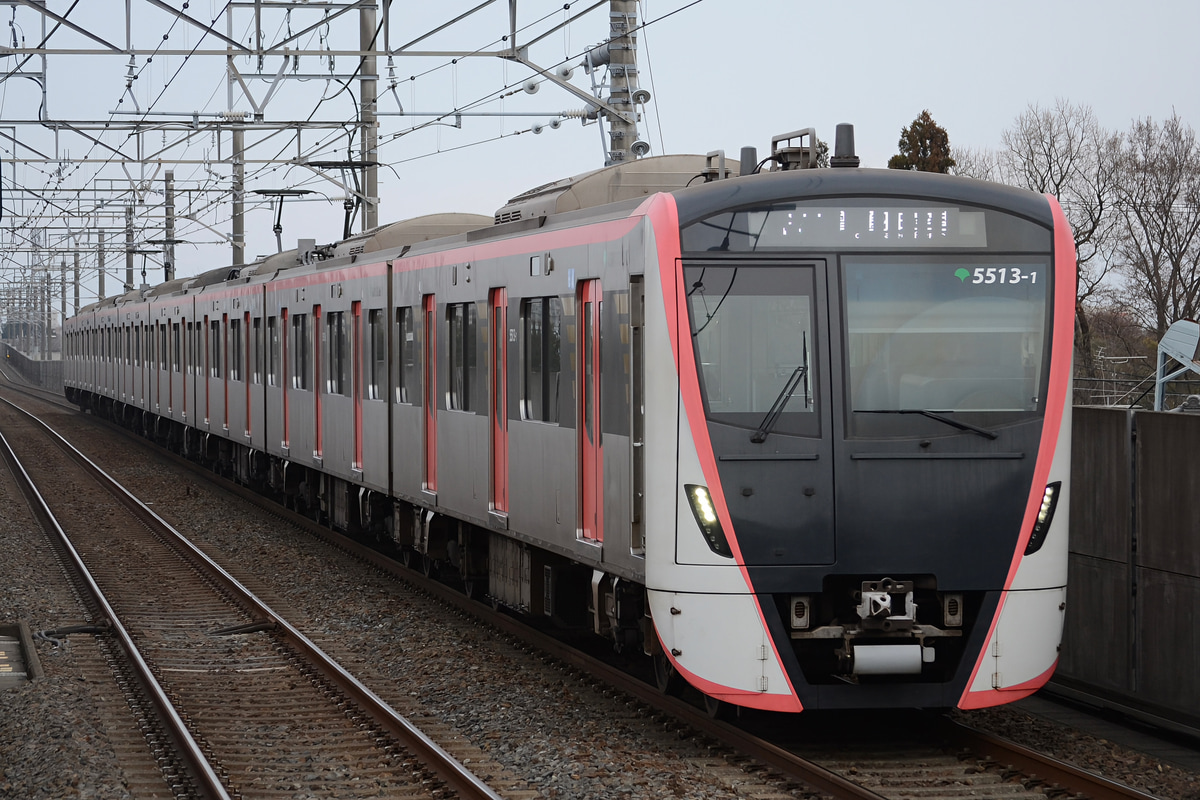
(1, 0, 1198, 297)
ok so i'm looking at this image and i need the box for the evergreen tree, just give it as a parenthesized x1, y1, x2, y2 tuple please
(888, 110, 956, 173)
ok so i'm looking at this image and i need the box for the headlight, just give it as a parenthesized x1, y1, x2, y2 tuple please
(1024, 481, 1062, 555)
(684, 484, 733, 558)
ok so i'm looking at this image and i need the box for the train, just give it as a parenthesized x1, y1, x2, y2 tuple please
(62, 125, 1076, 713)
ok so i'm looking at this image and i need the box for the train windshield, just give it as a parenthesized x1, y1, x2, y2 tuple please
(843, 256, 1048, 415)
(685, 264, 818, 437)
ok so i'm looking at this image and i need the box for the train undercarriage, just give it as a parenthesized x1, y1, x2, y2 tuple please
(76, 394, 650, 666)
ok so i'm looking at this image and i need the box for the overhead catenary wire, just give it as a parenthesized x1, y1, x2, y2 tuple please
(2, 1, 710, 298)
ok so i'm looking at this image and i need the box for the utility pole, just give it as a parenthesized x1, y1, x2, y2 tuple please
(98, 230, 106, 299)
(125, 206, 135, 291)
(164, 170, 176, 281)
(232, 127, 245, 266)
(42, 270, 49, 357)
(361, 3, 379, 232)
(73, 251, 80, 316)
(604, 0, 645, 166)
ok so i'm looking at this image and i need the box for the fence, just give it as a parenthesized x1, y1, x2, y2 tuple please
(1, 343, 64, 393)
(1060, 406, 1200, 726)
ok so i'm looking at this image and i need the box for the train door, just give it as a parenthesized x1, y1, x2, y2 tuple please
(203, 315, 211, 424)
(578, 279, 603, 542)
(171, 320, 180, 415)
(182, 320, 189, 420)
(313, 305, 323, 460)
(352, 301, 363, 470)
(630, 276, 646, 554)
(489, 288, 508, 516)
(222, 313, 230, 430)
(422, 294, 437, 494)
(157, 320, 165, 412)
(242, 311, 251, 437)
(281, 308, 290, 450)
(141, 322, 149, 406)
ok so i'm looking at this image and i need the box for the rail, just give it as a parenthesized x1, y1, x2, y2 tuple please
(0, 394, 504, 800)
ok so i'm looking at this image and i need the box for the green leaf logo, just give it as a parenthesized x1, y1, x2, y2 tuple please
(954, 268, 970, 282)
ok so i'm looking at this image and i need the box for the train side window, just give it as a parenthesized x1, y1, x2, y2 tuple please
(187, 321, 196, 376)
(267, 316, 279, 386)
(325, 310, 348, 395)
(230, 317, 243, 381)
(520, 296, 563, 423)
(292, 313, 310, 390)
(395, 307, 416, 404)
(172, 323, 182, 372)
(368, 309, 386, 401)
(210, 319, 222, 378)
(159, 323, 168, 370)
(447, 302, 477, 411)
(251, 317, 262, 384)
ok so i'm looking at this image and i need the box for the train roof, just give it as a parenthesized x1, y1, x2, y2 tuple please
(669, 167, 1055, 229)
(324, 212, 494, 260)
(74, 160, 1059, 318)
(243, 248, 302, 277)
(145, 275, 195, 298)
(494, 154, 731, 223)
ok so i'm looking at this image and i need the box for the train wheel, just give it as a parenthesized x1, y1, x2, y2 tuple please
(421, 556, 437, 579)
(704, 694, 733, 721)
(462, 578, 481, 600)
(653, 652, 684, 696)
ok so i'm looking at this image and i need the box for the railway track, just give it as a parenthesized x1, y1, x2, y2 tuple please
(139, 439, 1162, 800)
(0, 376, 1179, 799)
(0, 394, 503, 800)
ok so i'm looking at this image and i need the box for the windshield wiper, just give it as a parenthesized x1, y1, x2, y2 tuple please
(860, 409, 999, 440)
(751, 365, 809, 443)
(751, 336, 810, 444)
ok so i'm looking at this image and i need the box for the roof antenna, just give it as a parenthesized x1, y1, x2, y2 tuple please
(831, 123, 861, 168)
(739, 146, 758, 177)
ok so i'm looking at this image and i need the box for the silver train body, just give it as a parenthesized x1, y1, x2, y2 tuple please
(64, 151, 1076, 712)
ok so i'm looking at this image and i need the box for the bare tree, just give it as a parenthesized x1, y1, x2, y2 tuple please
(950, 145, 998, 181)
(990, 99, 1123, 378)
(1113, 112, 1200, 340)
(1073, 300, 1157, 405)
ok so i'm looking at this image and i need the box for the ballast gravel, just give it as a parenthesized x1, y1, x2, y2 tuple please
(2, 403, 1198, 800)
